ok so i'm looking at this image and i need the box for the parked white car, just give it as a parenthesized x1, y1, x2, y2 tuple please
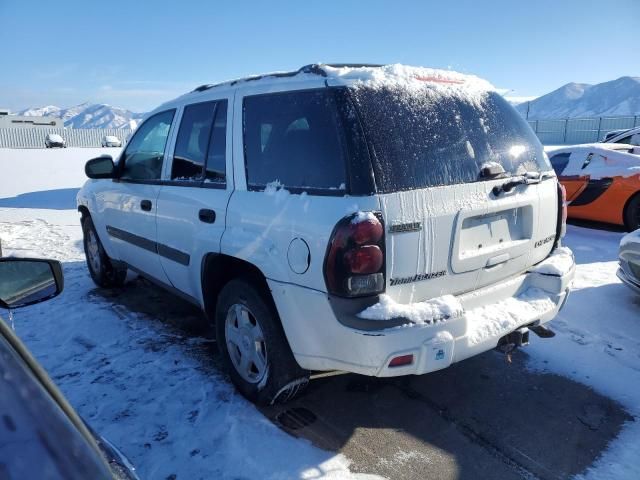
(45, 133, 66, 148)
(618, 229, 640, 294)
(77, 63, 575, 404)
(604, 126, 640, 146)
(101, 135, 122, 148)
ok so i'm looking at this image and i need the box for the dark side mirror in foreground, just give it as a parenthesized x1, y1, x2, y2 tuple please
(85, 155, 116, 179)
(0, 258, 64, 309)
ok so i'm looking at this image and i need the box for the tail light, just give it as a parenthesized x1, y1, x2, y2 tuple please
(555, 181, 567, 247)
(324, 212, 386, 297)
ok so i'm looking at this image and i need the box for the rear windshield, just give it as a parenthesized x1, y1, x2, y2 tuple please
(348, 86, 549, 192)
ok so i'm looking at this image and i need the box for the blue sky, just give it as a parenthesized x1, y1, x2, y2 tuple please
(1, 0, 637, 112)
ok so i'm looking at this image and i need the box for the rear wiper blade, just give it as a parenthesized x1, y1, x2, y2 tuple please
(492, 171, 553, 196)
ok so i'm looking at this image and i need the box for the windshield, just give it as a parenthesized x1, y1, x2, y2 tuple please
(348, 86, 550, 192)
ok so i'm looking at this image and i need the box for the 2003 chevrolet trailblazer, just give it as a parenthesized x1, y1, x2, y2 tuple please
(77, 64, 575, 404)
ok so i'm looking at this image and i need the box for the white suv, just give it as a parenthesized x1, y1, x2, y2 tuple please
(77, 64, 575, 404)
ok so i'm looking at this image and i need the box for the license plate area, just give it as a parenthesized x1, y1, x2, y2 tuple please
(451, 206, 533, 273)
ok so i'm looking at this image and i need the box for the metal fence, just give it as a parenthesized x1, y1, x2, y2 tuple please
(527, 115, 640, 145)
(0, 128, 133, 148)
(2, 116, 639, 148)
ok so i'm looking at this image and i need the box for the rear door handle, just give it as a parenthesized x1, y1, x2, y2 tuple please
(199, 209, 216, 224)
(140, 199, 152, 211)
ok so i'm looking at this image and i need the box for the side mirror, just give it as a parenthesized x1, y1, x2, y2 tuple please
(85, 155, 116, 179)
(0, 258, 64, 309)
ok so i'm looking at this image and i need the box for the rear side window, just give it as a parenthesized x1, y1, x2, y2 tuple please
(349, 87, 549, 192)
(172, 100, 227, 183)
(173, 102, 215, 180)
(243, 89, 346, 192)
(549, 152, 570, 175)
(121, 109, 175, 181)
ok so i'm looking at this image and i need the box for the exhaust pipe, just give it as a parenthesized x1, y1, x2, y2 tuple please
(497, 327, 530, 349)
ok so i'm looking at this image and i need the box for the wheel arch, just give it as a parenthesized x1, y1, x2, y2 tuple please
(78, 205, 90, 220)
(623, 190, 640, 231)
(201, 253, 276, 324)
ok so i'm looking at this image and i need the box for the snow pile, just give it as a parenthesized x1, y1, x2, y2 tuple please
(263, 180, 291, 203)
(324, 63, 495, 94)
(357, 294, 463, 324)
(351, 211, 377, 224)
(528, 246, 575, 276)
(466, 288, 556, 345)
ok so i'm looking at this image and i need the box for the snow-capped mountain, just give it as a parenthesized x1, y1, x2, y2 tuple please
(517, 76, 640, 119)
(17, 103, 145, 129)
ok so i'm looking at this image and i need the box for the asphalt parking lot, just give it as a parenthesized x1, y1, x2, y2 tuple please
(107, 276, 631, 480)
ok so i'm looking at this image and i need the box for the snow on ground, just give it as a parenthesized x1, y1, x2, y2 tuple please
(1, 147, 640, 479)
(527, 226, 640, 480)
(0, 148, 380, 480)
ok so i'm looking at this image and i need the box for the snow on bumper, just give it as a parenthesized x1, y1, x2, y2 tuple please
(270, 249, 575, 377)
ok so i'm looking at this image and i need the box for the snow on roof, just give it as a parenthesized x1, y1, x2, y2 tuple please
(322, 63, 495, 92)
(186, 63, 495, 96)
(158, 63, 497, 116)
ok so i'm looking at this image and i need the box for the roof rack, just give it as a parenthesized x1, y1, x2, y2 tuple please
(190, 63, 384, 93)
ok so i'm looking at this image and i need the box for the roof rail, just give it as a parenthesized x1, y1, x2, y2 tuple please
(193, 84, 214, 92)
(190, 63, 384, 93)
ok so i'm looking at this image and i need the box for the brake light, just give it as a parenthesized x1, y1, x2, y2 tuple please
(555, 181, 567, 247)
(344, 245, 383, 274)
(324, 212, 386, 297)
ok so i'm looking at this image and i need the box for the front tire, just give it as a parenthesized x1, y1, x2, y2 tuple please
(215, 279, 308, 405)
(624, 193, 640, 232)
(82, 216, 127, 287)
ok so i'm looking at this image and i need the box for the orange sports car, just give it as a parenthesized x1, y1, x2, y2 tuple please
(547, 144, 640, 231)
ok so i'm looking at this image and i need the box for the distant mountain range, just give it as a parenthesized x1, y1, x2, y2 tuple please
(17, 103, 145, 129)
(515, 76, 640, 120)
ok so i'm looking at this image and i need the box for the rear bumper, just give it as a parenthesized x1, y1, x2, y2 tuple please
(270, 255, 575, 377)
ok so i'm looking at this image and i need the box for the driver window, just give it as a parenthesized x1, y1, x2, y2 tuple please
(121, 110, 175, 180)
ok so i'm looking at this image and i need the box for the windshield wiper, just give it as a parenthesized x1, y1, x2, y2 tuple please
(492, 171, 554, 196)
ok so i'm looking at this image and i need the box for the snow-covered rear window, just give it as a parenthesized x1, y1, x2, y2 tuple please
(243, 89, 347, 193)
(349, 86, 549, 192)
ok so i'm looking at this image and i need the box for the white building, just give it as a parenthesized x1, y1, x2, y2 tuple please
(0, 109, 63, 128)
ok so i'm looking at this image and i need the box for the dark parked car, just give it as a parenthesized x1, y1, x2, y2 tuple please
(0, 257, 138, 480)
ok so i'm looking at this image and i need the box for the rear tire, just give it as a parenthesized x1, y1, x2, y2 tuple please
(215, 279, 308, 405)
(624, 193, 640, 231)
(81, 216, 127, 287)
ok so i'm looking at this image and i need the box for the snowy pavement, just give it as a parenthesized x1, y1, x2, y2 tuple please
(1, 148, 639, 479)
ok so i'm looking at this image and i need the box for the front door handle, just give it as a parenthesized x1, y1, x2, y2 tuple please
(140, 199, 152, 211)
(199, 209, 216, 223)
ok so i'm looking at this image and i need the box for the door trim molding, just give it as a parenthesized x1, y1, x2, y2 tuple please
(106, 225, 190, 266)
